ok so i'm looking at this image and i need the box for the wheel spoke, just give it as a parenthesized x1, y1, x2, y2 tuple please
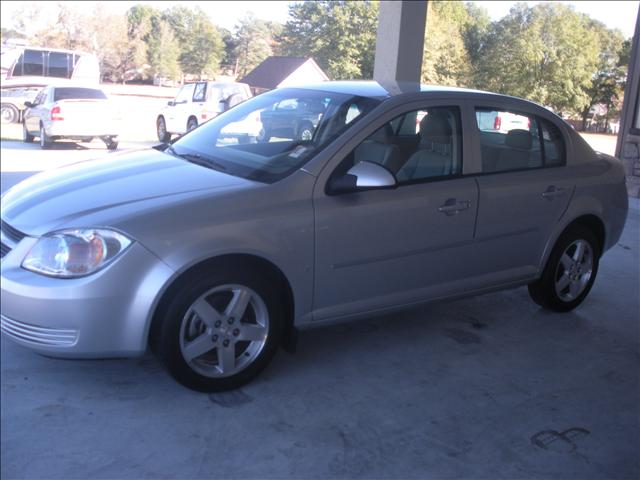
(192, 298, 222, 328)
(238, 324, 268, 342)
(573, 241, 585, 262)
(569, 279, 581, 299)
(183, 333, 214, 362)
(225, 288, 251, 320)
(560, 253, 573, 271)
(556, 273, 571, 291)
(217, 345, 235, 374)
(581, 255, 593, 272)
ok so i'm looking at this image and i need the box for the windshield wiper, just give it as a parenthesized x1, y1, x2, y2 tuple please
(166, 145, 227, 172)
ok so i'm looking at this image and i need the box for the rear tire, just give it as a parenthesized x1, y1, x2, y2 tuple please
(187, 117, 198, 132)
(23, 122, 34, 143)
(1, 103, 20, 124)
(528, 225, 600, 312)
(39, 124, 52, 149)
(102, 136, 119, 150)
(153, 265, 283, 392)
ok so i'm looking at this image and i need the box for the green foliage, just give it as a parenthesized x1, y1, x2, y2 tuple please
(279, 1, 379, 79)
(463, 2, 491, 67)
(3, 0, 631, 120)
(475, 3, 600, 115)
(233, 15, 277, 78)
(147, 19, 181, 81)
(162, 6, 224, 77)
(422, 1, 472, 86)
(580, 23, 627, 128)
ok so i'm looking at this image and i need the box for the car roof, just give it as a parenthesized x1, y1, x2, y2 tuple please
(293, 80, 519, 102)
(13, 46, 94, 56)
(47, 83, 104, 90)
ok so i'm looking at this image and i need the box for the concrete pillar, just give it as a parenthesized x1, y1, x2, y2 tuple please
(616, 6, 640, 197)
(373, 1, 428, 85)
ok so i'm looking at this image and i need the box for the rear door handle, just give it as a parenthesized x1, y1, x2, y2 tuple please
(438, 199, 471, 216)
(542, 186, 567, 200)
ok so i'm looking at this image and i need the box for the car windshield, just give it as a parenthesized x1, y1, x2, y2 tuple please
(53, 87, 107, 101)
(169, 88, 380, 183)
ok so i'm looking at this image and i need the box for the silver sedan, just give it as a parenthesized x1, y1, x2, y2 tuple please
(0, 81, 628, 391)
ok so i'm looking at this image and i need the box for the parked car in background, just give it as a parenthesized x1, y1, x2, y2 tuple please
(0, 85, 43, 124)
(258, 96, 327, 141)
(1, 46, 100, 124)
(22, 85, 121, 150)
(476, 109, 531, 133)
(156, 81, 252, 142)
(1, 82, 628, 392)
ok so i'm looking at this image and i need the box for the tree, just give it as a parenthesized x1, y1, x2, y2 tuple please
(580, 23, 626, 130)
(462, 2, 491, 86)
(233, 15, 276, 78)
(147, 19, 181, 81)
(421, 1, 471, 86)
(476, 3, 600, 115)
(163, 6, 224, 78)
(279, 1, 378, 80)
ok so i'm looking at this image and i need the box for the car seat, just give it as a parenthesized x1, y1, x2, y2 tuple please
(495, 129, 532, 171)
(353, 124, 403, 173)
(396, 113, 453, 181)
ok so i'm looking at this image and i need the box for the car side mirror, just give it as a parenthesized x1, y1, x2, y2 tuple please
(24, 101, 34, 108)
(167, 100, 175, 106)
(328, 161, 397, 195)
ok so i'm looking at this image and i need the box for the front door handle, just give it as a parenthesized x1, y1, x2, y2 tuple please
(542, 186, 567, 200)
(438, 199, 471, 216)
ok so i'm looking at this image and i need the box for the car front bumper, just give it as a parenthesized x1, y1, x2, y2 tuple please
(0, 236, 175, 358)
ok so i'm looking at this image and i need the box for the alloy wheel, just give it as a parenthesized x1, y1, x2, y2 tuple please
(554, 239, 594, 302)
(179, 284, 269, 378)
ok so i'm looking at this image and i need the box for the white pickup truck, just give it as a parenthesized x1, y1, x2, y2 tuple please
(23, 85, 120, 150)
(156, 81, 252, 142)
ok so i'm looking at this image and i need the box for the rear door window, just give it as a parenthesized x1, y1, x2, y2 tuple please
(475, 107, 565, 173)
(539, 119, 566, 166)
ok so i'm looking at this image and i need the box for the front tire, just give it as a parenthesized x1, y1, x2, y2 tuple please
(528, 225, 600, 312)
(153, 266, 283, 392)
(257, 128, 270, 143)
(157, 116, 171, 142)
(297, 122, 314, 141)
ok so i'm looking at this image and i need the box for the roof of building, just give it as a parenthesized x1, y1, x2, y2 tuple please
(240, 56, 327, 90)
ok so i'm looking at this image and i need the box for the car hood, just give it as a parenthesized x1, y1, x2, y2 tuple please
(1, 148, 250, 236)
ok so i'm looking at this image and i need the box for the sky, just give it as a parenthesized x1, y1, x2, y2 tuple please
(1, 1, 638, 38)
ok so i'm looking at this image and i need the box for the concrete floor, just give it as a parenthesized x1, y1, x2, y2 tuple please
(1, 168, 639, 479)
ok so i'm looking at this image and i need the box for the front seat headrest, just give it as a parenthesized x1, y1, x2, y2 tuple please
(368, 123, 394, 143)
(420, 113, 451, 144)
(504, 129, 532, 150)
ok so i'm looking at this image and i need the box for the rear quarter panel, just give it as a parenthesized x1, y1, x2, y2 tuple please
(539, 133, 628, 269)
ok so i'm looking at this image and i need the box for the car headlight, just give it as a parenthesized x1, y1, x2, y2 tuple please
(22, 228, 132, 278)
